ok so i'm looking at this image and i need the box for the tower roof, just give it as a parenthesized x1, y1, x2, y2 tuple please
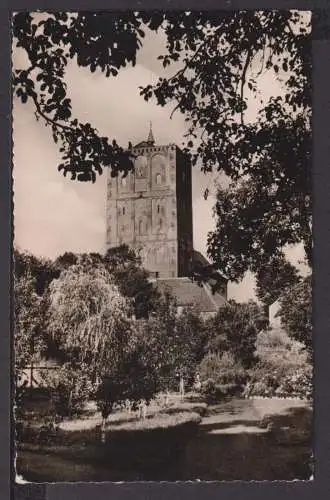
(147, 121, 155, 145)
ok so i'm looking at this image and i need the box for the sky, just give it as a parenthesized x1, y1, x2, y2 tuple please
(12, 15, 309, 302)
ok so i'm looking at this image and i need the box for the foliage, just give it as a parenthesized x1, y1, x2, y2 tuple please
(140, 292, 179, 391)
(95, 304, 206, 431)
(189, 251, 228, 296)
(244, 328, 312, 399)
(14, 248, 58, 296)
(47, 257, 168, 416)
(53, 246, 161, 319)
(278, 275, 312, 352)
(96, 326, 160, 418)
(13, 11, 139, 181)
(104, 245, 161, 319)
(47, 262, 134, 379)
(244, 365, 312, 400)
(13, 11, 311, 277)
(41, 363, 93, 417)
(199, 351, 247, 403)
(173, 308, 207, 378)
(141, 295, 207, 391)
(205, 300, 267, 368)
(255, 253, 301, 308)
(142, 11, 312, 275)
(53, 251, 79, 271)
(255, 327, 308, 359)
(14, 272, 48, 374)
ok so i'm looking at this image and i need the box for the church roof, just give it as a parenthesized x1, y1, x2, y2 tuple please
(153, 277, 227, 313)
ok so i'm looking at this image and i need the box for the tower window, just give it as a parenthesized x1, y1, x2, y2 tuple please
(122, 177, 127, 187)
(155, 271, 159, 278)
(156, 173, 162, 185)
(157, 204, 160, 214)
(138, 220, 143, 235)
(122, 207, 126, 215)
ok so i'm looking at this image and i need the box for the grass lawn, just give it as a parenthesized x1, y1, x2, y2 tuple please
(16, 394, 313, 482)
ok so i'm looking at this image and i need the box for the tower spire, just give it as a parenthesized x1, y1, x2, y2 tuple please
(147, 121, 155, 145)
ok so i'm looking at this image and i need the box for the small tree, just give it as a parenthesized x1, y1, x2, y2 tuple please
(205, 300, 267, 368)
(96, 325, 160, 425)
(42, 363, 93, 418)
(104, 245, 161, 319)
(47, 260, 164, 430)
(141, 295, 206, 397)
(279, 275, 312, 353)
(141, 292, 178, 394)
(173, 308, 207, 390)
(47, 262, 136, 423)
(199, 351, 247, 402)
(48, 262, 134, 374)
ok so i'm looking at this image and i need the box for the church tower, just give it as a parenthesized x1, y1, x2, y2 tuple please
(106, 125, 193, 278)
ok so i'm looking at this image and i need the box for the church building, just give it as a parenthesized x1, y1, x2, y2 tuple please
(106, 125, 227, 315)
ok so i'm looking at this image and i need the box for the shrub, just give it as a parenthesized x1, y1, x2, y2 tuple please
(275, 365, 313, 400)
(41, 363, 93, 418)
(244, 328, 312, 399)
(199, 352, 248, 403)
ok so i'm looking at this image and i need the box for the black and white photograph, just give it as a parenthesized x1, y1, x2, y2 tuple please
(12, 10, 313, 482)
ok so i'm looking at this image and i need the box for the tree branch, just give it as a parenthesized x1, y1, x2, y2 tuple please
(30, 92, 75, 134)
(166, 27, 222, 85)
(256, 40, 266, 78)
(240, 47, 253, 125)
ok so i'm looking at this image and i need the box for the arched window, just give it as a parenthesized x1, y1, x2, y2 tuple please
(135, 156, 147, 178)
(122, 206, 126, 215)
(156, 173, 162, 185)
(157, 204, 160, 214)
(138, 220, 143, 235)
(122, 176, 127, 187)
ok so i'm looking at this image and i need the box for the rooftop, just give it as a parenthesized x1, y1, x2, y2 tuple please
(153, 277, 227, 313)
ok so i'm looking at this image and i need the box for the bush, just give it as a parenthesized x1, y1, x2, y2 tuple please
(199, 352, 248, 403)
(274, 366, 313, 400)
(41, 363, 93, 418)
(244, 328, 312, 400)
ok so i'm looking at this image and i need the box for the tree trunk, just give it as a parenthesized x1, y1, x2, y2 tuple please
(101, 417, 107, 443)
(29, 360, 33, 397)
(142, 401, 147, 420)
(179, 376, 185, 401)
(68, 389, 73, 418)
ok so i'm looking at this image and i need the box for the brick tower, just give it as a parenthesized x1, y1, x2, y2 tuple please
(106, 125, 193, 278)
